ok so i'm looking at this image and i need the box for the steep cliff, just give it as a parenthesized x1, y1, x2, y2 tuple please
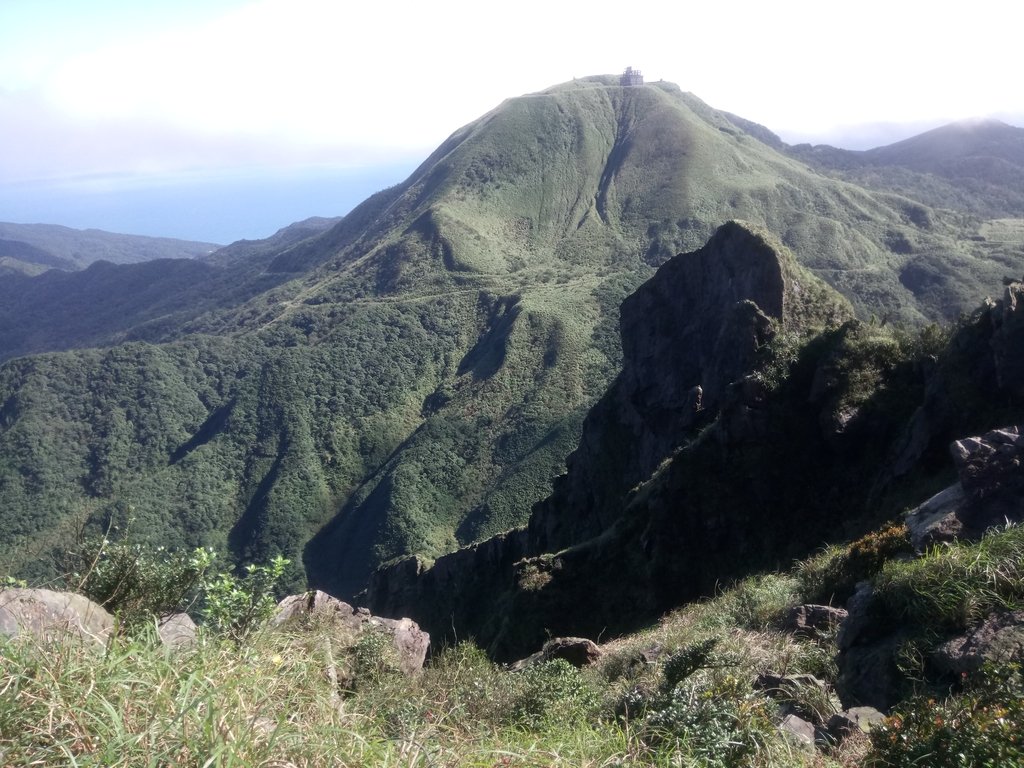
(367, 224, 1024, 660)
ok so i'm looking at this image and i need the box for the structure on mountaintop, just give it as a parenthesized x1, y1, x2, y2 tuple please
(620, 67, 643, 86)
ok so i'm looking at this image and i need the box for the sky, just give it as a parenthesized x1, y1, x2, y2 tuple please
(1, 0, 1021, 243)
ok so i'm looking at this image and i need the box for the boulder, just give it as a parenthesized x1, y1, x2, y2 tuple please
(932, 610, 1024, 676)
(905, 483, 968, 550)
(273, 590, 429, 674)
(539, 636, 603, 668)
(835, 582, 905, 710)
(827, 706, 886, 741)
(510, 636, 603, 670)
(784, 604, 848, 639)
(778, 714, 817, 754)
(157, 612, 198, 650)
(0, 588, 113, 646)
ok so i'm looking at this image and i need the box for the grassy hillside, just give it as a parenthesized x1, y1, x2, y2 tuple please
(0, 77, 1021, 597)
(781, 120, 1024, 277)
(0, 221, 219, 275)
(5, 522, 1024, 766)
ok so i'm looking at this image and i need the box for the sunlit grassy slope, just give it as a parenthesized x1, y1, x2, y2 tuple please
(0, 77, 1020, 596)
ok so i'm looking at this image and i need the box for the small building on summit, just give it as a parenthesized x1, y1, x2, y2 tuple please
(620, 67, 644, 86)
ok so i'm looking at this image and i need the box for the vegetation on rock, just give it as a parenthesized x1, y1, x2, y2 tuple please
(2, 79, 1022, 602)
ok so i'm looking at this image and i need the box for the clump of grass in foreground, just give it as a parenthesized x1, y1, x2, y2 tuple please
(0, 615, 843, 767)
(0, 625, 632, 767)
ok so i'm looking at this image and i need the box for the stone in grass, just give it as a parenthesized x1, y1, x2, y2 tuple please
(0, 588, 114, 647)
(273, 590, 429, 675)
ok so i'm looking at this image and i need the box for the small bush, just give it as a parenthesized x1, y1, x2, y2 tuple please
(630, 675, 776, 768)
(868, 663, 1024, 767)
(797, 524, 911, 604)
(72, 538, 215, 627)
(661, 638, 720, 690)
(200, 554, 290, 641)
(351, 630, 403, 690)
(509, 659, 600, 728)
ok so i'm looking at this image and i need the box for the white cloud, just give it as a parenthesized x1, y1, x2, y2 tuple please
(1, 0, 1021, 185)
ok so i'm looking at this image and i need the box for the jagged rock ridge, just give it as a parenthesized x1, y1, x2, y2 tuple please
(368, 226, 1024, 661)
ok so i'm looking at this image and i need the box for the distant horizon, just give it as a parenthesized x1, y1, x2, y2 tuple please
(3, 1, 1020, 242)
(4, 108, 1020, 245)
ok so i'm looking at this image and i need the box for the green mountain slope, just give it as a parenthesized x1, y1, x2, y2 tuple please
(0, 222, 220, 276)
(1, 77, 1021, 597)
(783, 119, 1024, 221)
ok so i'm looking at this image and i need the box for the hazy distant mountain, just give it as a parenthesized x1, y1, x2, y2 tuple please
(0, 76, 1021, 598)
(775, 119, 1024, 219)
(0, 222, 220, 276)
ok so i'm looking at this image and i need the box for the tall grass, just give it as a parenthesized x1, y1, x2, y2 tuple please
(873, 523, 1024, 632)
(0, 596, 852, 767)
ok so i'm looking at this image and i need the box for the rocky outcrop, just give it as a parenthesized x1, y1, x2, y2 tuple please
(906, 425, 1024, 550)
(273, 590, 429, 675)
(367, 238, 1024, 663)
(0, 588, 114, 646)
(368, 222, 857, 658)
(835, 582, 909, 710)
(990, 283, 1024, 395)
(510, 636, 603, 671)
(932, 610, 1024, 676)
(526, 220, 849, 554)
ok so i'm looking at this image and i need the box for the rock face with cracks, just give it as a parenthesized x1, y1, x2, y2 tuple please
(368, 222, 855, 659)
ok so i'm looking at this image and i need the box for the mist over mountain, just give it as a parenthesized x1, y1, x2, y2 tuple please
(0, 75, 1021, 603)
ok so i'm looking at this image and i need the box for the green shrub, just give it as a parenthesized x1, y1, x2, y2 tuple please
(661, 638, 720, 690)
(630, 676, 775, 767)
(71, 537, 216, 627)
(868, 663, 1024, 767)
(199, 554, 290, 641)
(797, 524, 911, 604)
(351, 630, 403, 690)
(509, 659, 600, 728)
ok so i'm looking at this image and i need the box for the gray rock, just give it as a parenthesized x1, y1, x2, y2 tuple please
(827, 706, 886, 740)
(779, 714, 817, 753)
(835, 581, 905, 710)
(157, 612, 197, 650)
(836, 581, 876, 651)
(756, 672, 829, 696)
(932, 610, 1024, 676)
(905, 483, 967, 550)
(784, 604, 848, 638)
(541, 636, 603, 668)
(951, 425, 1024, 531)
(510, 636, 603, 670)
(273, 590, 429, 674)
(0, 588, 114, 646)
(836, 632, 906, 711)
